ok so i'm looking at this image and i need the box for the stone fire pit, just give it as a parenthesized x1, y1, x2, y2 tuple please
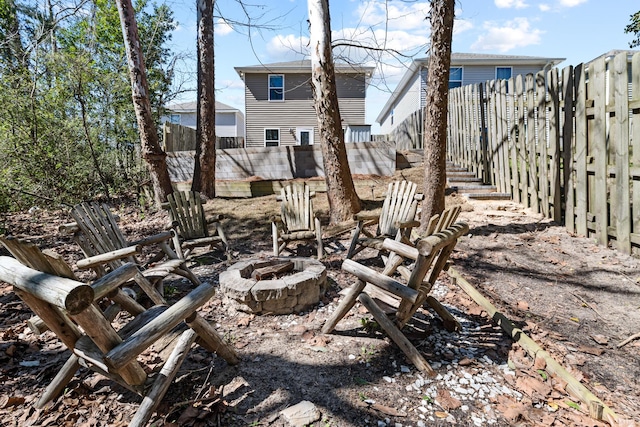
(219, 257, 327, 314)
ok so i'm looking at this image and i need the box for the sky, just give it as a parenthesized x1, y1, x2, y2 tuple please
(162, 0, 639, 132)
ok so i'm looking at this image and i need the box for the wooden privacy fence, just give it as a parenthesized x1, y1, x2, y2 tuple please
(162, 122, 243, 151)
(447, 51, 640, 254)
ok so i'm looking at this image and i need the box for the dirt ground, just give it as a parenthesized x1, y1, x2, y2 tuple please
(1, 168, 640, 427)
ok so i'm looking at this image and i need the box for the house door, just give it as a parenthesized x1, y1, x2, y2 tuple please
(297, 128, 313, 146)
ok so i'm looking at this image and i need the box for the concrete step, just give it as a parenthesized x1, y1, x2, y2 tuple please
(447, 177, 483, 183)
(464, 192, 512, 200)
(447, 167, 469, 173)
(447, 171, 476, 177)
(448, 185, 497, 194)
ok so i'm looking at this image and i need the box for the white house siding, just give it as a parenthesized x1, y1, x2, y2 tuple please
(215, 112, 237, 137)
(244, 72, 367, 147)
(380, 72, 421, 134)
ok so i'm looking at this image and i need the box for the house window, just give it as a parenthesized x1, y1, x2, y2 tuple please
(170, 114, 181, 124)
(269, 74, 284, 101)
(391, 108, 394, 125)
(265, 128, 280, 147)
(496, 67, 512, 80)
(449, 67, 463, 88)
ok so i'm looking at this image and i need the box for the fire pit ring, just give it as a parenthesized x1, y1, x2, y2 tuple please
(219, 257, 327, 314)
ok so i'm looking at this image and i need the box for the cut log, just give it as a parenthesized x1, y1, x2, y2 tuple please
(251, 261, 294, 280)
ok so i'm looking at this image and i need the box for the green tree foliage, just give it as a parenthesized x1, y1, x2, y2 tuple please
(0, 0, 176, 211)
(625, 11, 640, 48)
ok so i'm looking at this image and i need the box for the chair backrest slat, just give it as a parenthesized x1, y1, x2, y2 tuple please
(168, 191, 208, 240)
(281, 183, 314, 232)
(378, 181, 421, 237)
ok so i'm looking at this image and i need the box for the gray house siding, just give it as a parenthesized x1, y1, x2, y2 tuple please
(244, 72, 368, 147)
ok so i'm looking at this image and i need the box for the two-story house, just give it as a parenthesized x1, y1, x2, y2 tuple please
(377, 53, 565, 149)
(164, 101, 245, 138)
(234, 60, 375, 148)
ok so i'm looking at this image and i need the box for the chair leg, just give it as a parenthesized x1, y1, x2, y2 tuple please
(272, 223, 280, 256)
(358, 292, 435, 376)
(129, 329, 198, 427)
(216, 224, 231, 260)
(36, 354, 80, 408)
(322, 279, 367, 334)
(186, 313, 239, 365)
(315, 217, 323, 259)
(346, 223, 363, 259)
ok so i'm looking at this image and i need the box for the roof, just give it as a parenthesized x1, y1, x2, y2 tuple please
(166, 101, 240, 113)
(376, 52, 566, 124)
(234, 59, 375, 77)
(585, 49, 639, 64)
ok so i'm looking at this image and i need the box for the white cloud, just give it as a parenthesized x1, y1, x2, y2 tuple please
(470, 18, 543, 52)
(495, 0, 528, 8)
(453, 18, 474, 35)
(355, 0, 430, 32)
(538, 4, 551, 11)
(265, 34, 310, 62)
(559, 0, 587, 6)
(215, 19, 233, 36)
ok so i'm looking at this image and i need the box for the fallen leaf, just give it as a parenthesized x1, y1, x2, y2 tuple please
(533, 356, 547, 370)
(570, 317, 580, 323)
(576, 345, 604, 356)
(591, 334, 608, 345)
(434, 411, 449, 418)
(371, 403, 407, 417)
(437, 389, 462, 411)
(515, 376, 552, 399)
(517, 300, 529, 310)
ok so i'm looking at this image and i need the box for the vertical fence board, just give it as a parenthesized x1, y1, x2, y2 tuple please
(575, 63, 588, 236)
(562, 66, 576, 234)
(614, 53, 631, 253)
(548, 68, 562, 223)
(508, 78, 520, 204)
(525, 74, 539, 213)
(515, 75, 527, 206)
(632, 53, 640, 254)
(536, 71, 549, 216)
(591, 58, 609, 246)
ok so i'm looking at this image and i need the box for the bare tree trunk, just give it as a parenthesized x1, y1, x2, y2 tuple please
(192, 0, 216, 198)
(115, 0, 173, 208)
(420, 0, 454, 232)
(308, 0, 361, 224)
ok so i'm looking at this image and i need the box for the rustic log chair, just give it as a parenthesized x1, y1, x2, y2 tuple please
(0, 238, 239, 427)
(322, 222, 469, 374)
(164, 190, 230, 260)
(271, 183, 323, 259)
(62, 202, 200, 298)
(346, 180, 423, 261)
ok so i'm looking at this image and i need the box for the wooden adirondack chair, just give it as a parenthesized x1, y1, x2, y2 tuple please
(0, 239, 239, 427)
(383, 205, 463, 277)
(322, 222, 469, 374)
(165, 191, 230, 260)
(346, 180, 423, 260)
(63, 202, 200, 298)
(272, 183, 323, 259)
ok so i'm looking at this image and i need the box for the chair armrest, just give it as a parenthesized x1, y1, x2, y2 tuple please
(91, 262, 139, 300)
(342, 259, 418, 303)
(353, 212, 379, 221)
(396, 220, 420, 229)
(76, 245, 141, 270)
(129, 231, 174, 247)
